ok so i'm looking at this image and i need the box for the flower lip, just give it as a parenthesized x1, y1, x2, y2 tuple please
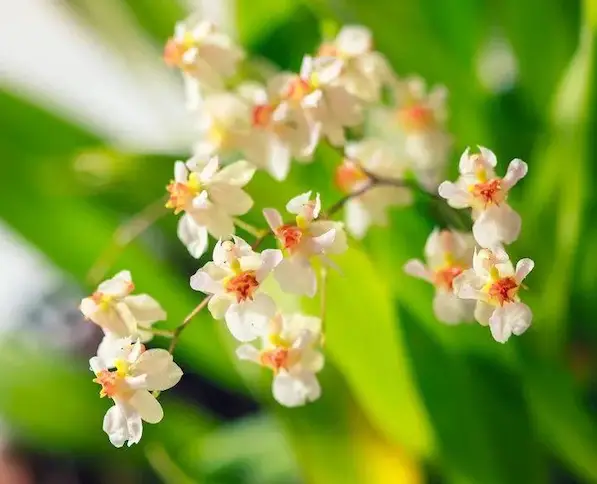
(225, 271, 259, 303)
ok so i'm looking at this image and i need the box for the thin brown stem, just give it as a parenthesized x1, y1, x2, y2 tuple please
(87, 196, 168, 285)
(168, 296, 211, 355)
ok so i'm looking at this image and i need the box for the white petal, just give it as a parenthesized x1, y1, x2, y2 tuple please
(458, 147, 472, 173)
(98, 271, 133, 298)
(236, 344, 261, 363)
(174, 161, 188, 183)
(129, 390, 164, 424)
(177, 215, 209, 259)
(309, 221, 347, 254)
(189, 268, 221, 295)
(433, 291, 474, 325)
(212, 160, 255, 186)
(438, 181, 471, 209)
(310, 228, 336, 253)
(89, 356, 106, 374)
(123, 294, 166, 325)
(452, 270, 484, 299)
(515, 258, 534, 283)
(96, 334, 129, 367)
(336, 25, 371, 56)
(299, 55, 313, 78)
(403, 259, 432, 283)
(203, 208, 236, 239)
(423, 227, 442, 261)
(263, 208, 283, 231)
(478, 146, 497, 167)
(134, 349, 183, 391)
(199, 157, 220, 182)
(274, 257, 317, 297)
(488, 302, 532, 343)
(345, 199, 371, 239)
(225, 294, 276, 342)
(286, 191, 312, 215)
(256, 249, 283, 282)
(191, 190, 210, 210)
(472, 204, 521, 248)
(502, 159, 528, 191)
(272, 371, 321, 407)
(474, 301, 494, 326)
(208, 294, 232, 320)
(103, 405, 131, 448)
(208, 184, 254, 215)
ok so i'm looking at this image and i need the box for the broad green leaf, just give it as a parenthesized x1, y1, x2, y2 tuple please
(305, 247, 434, 456)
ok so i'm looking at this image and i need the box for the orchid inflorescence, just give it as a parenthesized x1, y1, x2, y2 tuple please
(80, 16, 534, 448)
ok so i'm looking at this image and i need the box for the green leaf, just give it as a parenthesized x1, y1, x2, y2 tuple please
(305, 247, 434, 456)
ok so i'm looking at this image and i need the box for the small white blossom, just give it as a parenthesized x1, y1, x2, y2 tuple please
(166, 156, 255, 255)
(404, 228, 476, 324)
(189, 237, 282, 342)
(90, 338, 182, 447)
(164, 19, 243, 108)
(263, 192, 347, 297)
(80, 271, 166, 341)
(452, 248, 534, 343)
(368, 77, 451, 190)
(238, 82, 320, 181)
(337, 139, 412, 238)
(316, 25, 395, 102)
(237, 312, 324, 407)
(272, 56, 364, 147)
(438, 147, 528, 248)
(193, 92, 251, 159)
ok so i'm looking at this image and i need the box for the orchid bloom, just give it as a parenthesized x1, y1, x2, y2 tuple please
(80, 271, 166, 342)
(404, 228, 476, 324)
(237, 312, 324, 407)
(189, 237, 282, 342)
(273, 55, 363, 147)
(337, 139, 413, 238)
(166, 156, 255, 255)
(453, 248, 534, 343)
(438, 147, 528, 248)
(238, 82, 320, 181)
(90, 338, 182, 447)
(317, 25, 394, 102)
(264, 192, 347, 297)
(164, 19, 243, 108)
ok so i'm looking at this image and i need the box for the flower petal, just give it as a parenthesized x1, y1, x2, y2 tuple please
(213, 160, 255, 186)
(472, 204, 521, 248)
(98, 271, 133, 298)
(263, 208, 283, 231)
(177, 214, 209, 259)
(189, 268, 221, 294)
(515, 258, 534, 283)
(403, 259, 432, 283)
(474, 301, 494, 326)
(208, 294, 232, 320)
(432, 291, 474, 325)
(286, 191, 312, 215)
(225, 294, 276, 342)
(174, 161, 188, 183)
(134, 349, 183, 391)
(502, 159, 528, 191)
(129, 390, 164, 424)
(274, 257, 317, 297)
(488, 302, 532, 343)
(236, 344, 261, 363)
(256, 249, 283, 282)
(438, 181, 470, 209)
(123, 294, 166, 325)
(272, 370, 321, 407)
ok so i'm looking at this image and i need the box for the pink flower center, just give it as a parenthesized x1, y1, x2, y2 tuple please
(225, 271, 259, 303)
(335, 162, 368, 194)
(433, 265, 464, 291)
(251, 104, 274, 128)
(470, 178, 504, 207)
(276, 224, 303, 252)
(93, 370, 119, 398)
(487, 276, 519, 306)
(397, 105, 435, 132)
(260, 347, 290, 373)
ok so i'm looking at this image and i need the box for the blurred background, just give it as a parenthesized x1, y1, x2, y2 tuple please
(0, 0, 596, 482)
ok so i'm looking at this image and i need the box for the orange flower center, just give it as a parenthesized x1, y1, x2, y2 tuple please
(93, 370, 120, 398)
(225, 271, 259, 303)
(251, 104, 274, 128)
(470, 178, 503, 207)
(317, 43, 339, 57)
(276, 224, 303, 252)
(285, 77, 313, 102)
(397, 104, 435, 132)
(487, 276, 519, 306)
(260, 347, 290, 372)
(433, 265, 464, 292)
(335, 161, 368, 193)
(163, 38, 187, 67)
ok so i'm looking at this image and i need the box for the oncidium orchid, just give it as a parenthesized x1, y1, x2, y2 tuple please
(236, 312, 324, 407)
(90, 338, 182, 447)
(453, 247, 534, 343)
(189, 237, 282, 342)
(80, 271, 166, 341)
(404, 228, 476, 324)
(263, 191, 347, 297)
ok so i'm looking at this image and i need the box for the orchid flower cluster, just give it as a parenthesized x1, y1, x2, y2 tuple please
(79, 15, 535, 448)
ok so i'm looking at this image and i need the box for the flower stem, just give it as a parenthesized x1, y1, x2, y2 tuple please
(233, 217, 268, 238)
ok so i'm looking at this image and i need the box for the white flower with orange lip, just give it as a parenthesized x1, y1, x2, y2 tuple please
(438, 147, 528, 248)
(166, 156, 255, 254)
(263, 191, 347, 297)
(193, 92, 251, 159)
(164, 19, 243, 107)
(238, 82, 320, 181)
(452, 248, 534, 343)
(90, 337, 183, 447)
(273, 55, 363, 147)
(236, 312, 324, 407)
(316, 25, 394, 102)
(80, 271, 166, 341)
(337, 139, 413, 238)
(404, 228, 476, 324)
(189, 237, 282, 342)
(369, 78, 451, 190)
